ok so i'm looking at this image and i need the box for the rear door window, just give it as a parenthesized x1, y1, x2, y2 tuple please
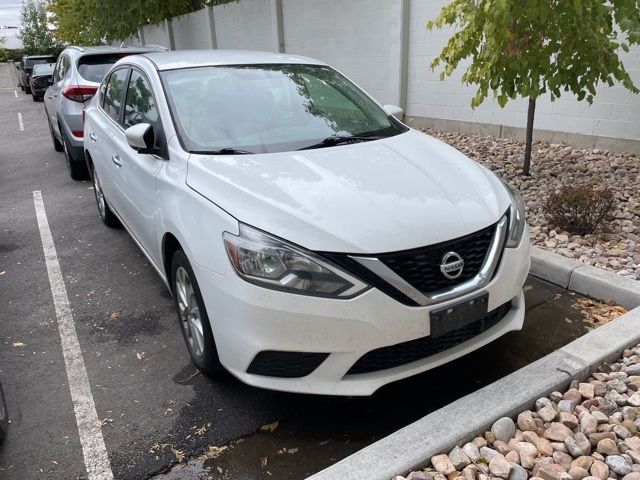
(102, 68, 130, 124)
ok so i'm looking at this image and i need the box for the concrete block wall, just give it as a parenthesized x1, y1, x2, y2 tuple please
(137, 0, 640, 148)
(213, 0, 273, 50)
(172, 9, 213, 50)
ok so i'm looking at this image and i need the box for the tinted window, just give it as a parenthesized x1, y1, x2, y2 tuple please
(103, 69, 129, 123)
(123, 71, 159, 129)
(161, 64, 406, 154)
(78, 53, 145, 83)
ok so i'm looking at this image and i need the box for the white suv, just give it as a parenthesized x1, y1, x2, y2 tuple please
(83, 50, 530, 396)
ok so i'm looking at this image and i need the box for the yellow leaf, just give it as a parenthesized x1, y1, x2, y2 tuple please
(260, 421, 279, 432)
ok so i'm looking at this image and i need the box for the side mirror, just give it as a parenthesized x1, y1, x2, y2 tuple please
(383, 104, 404, 120)
(125, 123, 158, 155)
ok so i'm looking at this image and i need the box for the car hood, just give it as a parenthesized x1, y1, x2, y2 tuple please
(186, 129, 511, 253)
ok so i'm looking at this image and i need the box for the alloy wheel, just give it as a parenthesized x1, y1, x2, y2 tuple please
(175, 267, 205, 358)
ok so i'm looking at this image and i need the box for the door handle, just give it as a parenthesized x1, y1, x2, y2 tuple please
(89, 131, 97, 142)
(112, 154, 123, 167)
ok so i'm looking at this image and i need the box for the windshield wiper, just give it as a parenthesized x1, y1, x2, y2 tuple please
(191, 148, 255, 155)
(297, 134, 385, 151)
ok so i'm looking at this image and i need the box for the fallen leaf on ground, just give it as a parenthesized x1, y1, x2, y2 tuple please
(573, 298, 627, 330)
(198, 445, 227, 461)
(260, 421, 279, 432)
(108, 311, 121, 321)
(136, 351, 145, 361)
(12, 342, 25, 347)
(260, 456, 268, 467)
(194, 425, 206, 437)
(287, 448, 298, 454)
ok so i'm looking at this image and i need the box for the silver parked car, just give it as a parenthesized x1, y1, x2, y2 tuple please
(44, 45, 166, 179)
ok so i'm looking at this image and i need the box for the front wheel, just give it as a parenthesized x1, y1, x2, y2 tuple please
(91, 165, 119, 228)
(171, 250, 224, 377)
(48, 118, 64, 152)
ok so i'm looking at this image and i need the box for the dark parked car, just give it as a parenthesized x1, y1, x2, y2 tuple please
(0, 382, 7, 445)
(29, 63, 55, 101)
(17, 55, 57, 94)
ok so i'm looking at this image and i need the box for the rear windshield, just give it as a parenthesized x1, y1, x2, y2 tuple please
(77, 53, 144, 83)
(25, 57, 55, 69)
(33, 63, 55, 75)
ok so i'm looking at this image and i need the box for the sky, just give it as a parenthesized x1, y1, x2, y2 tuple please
(0, 0, 21, 28)
(0, 0, 22, 48)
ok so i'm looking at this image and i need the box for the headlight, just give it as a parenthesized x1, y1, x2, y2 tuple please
(223, 224, 369, 298)
(503, 181, 526, 248)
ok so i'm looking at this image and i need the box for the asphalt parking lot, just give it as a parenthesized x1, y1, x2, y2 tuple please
(0, 64, 596, 480)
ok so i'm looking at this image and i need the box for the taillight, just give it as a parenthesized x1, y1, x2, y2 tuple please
(62, 85, 98, 103)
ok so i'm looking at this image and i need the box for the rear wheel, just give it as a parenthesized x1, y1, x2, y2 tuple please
(171, 250, 224, 377)
(91, 165, 119, 228)
(24, 85, 30, 94)
(31, 92, 38, 102)
(0, 383, 8, 445)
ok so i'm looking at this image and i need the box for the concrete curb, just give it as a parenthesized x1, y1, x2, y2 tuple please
(308, 307, 640, 480)
(530, 246, 640, 310)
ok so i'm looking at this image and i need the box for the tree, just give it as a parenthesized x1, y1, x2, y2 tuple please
(19, 0, 56, 55)
(49, 0, 235, 45)
(0, 37, 6, 62)
(427, 1, 640, 176)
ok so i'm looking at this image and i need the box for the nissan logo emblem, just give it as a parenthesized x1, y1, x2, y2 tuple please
(440, 251, 464, 279)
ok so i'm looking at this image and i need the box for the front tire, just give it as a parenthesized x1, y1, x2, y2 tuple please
(171, 250, 224, 377)
(48, 118, 64, 152)
(24, 85, 31, 94)
(91, 165, 119, 228)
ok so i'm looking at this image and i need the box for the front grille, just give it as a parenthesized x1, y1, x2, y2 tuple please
(378, 222, 496, 295)
(346, 301, 511, 375)
(247, 351, 329, 378)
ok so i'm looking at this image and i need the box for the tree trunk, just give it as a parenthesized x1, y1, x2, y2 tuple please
(523, 97, 536, 176)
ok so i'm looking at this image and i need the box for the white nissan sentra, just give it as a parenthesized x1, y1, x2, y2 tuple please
(83, 50, 530, 396)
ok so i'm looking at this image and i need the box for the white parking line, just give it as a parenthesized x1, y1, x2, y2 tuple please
(33, 191, 114, 480)
(14, 90, 17, 98)
(17, 112, 24, 131)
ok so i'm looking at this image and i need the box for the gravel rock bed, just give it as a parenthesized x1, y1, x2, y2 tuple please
(396, 343, 640, 480)
(423, 130, 640, 281)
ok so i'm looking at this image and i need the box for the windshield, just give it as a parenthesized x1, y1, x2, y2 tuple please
(33, 64, 54, 75)
(161, 64, 407, 154)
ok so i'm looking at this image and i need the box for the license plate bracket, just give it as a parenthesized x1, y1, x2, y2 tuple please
(429, 293, 489, 338)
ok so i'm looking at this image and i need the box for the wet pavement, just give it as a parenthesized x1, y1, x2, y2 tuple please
(0, 77, 597, 480)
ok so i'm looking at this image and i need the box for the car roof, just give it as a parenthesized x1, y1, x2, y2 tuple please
(140, 49, 326, 71)
(63, 45, 167, 56)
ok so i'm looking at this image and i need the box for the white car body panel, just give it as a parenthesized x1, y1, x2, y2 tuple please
(83, 49, 530, 396)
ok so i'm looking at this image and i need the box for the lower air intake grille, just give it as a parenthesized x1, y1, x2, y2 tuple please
(346, 301, 511, 375)
(247, 351, 329, 378)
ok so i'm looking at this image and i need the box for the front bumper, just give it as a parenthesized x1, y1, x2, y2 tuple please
(194, 234, 530, 396)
